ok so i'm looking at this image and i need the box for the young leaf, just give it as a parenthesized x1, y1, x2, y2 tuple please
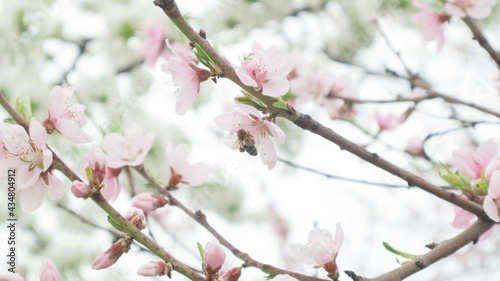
(383, 241, 419, 259)
(15, 95, 32, 123)
(197, 242, 205, 265)
(438, 164, 471, 192)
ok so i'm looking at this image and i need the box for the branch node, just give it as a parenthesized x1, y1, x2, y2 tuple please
(425, 242, 438, 250)
(415, 258, 426, 269)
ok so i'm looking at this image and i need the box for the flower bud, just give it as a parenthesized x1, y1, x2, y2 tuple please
(132, 193, 169, 212)
(92, 237, 132, 270)
(40, 259, 61, 281)
(221, 266, 241, 281)
(204, 241, 226, 275)
(71, 181, 92, 199)
(137, 261, 172, 277)
(125, 207, 147, 230)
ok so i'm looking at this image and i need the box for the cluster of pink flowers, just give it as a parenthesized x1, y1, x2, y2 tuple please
(289, 62, 358, 121)
(214, 104, 286, 169)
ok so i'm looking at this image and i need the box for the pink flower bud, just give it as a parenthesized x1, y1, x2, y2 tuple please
(132, 193, 169, 213)
(137, 261, 172, 277)
(125, 207, 147, 230)
(71, 181, 92, 199)
(221, 266, 241, 281)
(40, 259, 61, 281)
(204, 241, 226, 275)
(92, 237, 132, 270)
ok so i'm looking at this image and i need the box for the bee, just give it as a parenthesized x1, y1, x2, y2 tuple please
(236, 129, 258, 156)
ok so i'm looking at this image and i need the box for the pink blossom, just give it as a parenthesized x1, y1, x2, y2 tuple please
(82, 148, 121, 201)
(289, 223, 344, 267)
(44, 86, 93, 144)
(40, 259, 61, 281)
(236, 49, 294, 97)
(289, 65, 332, 106)
(161, 40, 211, 115)
(132, 193, 169, 212)
(214, 104, 286, 169)
(452, 139, 497, 180)
(139, 22, 167, 66)
(92, 238, 132, 270)
(103, 123, 155, 168)
(204, 241, 226, 275)
(445, 0, 492, 19)
(71, 180, 92, 199)
(484, 171, 500, 222)
(411, 0, 450, 52)
(375, 111, 401, 131)
(0, 272, 25, 281)
(452, 205, 476, 228)
(137, 261, 171, 277)
(0, 119, 64, 212)
(165, 143, 209, 189)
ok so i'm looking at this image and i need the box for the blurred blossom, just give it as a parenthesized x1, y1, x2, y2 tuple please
(39, 259, 61, 281)
(484, 171, 500, 222)
(161, 40, 211, 115)
(132, 193, 169, 212)
(103, 123, 155, 168)
(452, 139, 497, 180)
(165, 143, 210, 189)
(214, 104, 285, 169)
(44, 86, 93, 144)
(236, 48, 294, 97)
(411, 0, 450, 52)
(0, 272, 25, 281)
(204, 241, 226, 275)
(83, 148, 121, 201)
(289, 223, 343, 278)
(139, 22, 167, 66)
(406, 138, 425, 157)
(375, 111, 400, 131)
(137, 261, 172, 277)
(92, 237, 132, 270)
(445, 0, 492, 19)
(0, 119, 64, 212)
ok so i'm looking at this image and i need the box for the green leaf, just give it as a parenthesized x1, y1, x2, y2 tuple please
(438, 164, 471, 192)
(85, 167, 94, 182)
(107, 216, 126, 233)
(194, 43, 220, 74)
(476, 171, 489, 195)
(15, 95, 32, 123)
(3, 118, 16, 124)
(197, 242, 205, 265)
(272, 96, 289, 110)
(383, 241, 419, 259)
(234, 91, 266, 111)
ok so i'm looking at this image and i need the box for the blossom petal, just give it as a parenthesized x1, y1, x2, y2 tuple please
(267, 54, 294, 80)
(262, 77, 289, 97)
(29, 118, 47, 149)
(182, 162, 209, 186)
(20, 180, 45, 212)
(175, 79, 199, 115)
(235, 68, 259, 88)
(259, 136, 278, 169)
(1, 124, 30, 154)
(45, 173, 64, 200)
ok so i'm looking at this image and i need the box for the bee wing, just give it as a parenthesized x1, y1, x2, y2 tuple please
(224, 131, 240, 150)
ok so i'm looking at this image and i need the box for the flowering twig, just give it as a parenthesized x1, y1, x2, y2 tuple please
(153, 0, 485, 217)
(134, 166, 329, 281)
